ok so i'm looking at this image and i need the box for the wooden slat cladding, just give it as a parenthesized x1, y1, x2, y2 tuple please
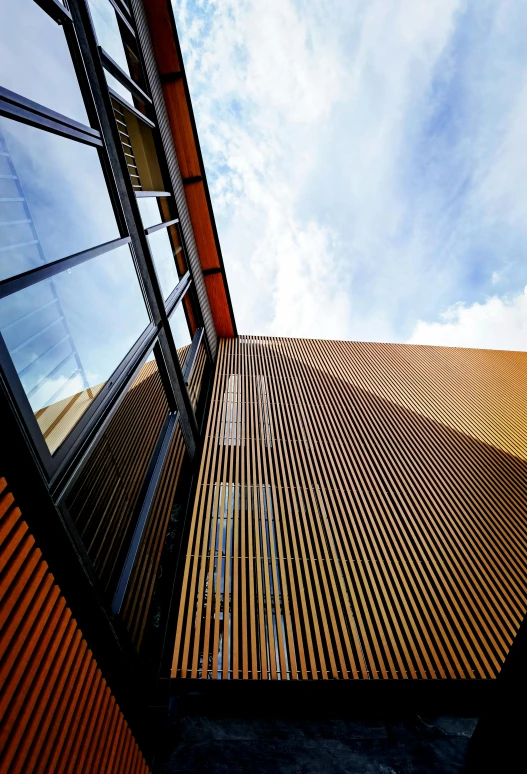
(66, 359, 168, 598)
(172, 337, 527, 681)
(0, 478, 151, 773)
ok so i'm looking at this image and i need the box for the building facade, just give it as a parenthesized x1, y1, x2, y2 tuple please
(0, 0, 235, 770)
(172, 338, 527, 683)
(1, 1, 526, 772)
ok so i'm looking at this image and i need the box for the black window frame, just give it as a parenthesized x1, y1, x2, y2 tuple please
(0, 0, 216, 665)
(0, 0, 202, 484)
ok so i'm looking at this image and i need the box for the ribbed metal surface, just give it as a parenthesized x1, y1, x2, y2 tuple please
(67, 360, 168, 600)
(130, 0, 217, 360)
(0, 477, 150, 773)
(172, 337, 527, 680)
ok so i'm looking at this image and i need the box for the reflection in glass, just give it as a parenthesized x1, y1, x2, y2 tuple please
(0, 244, 149, 453)
(187, 341, 207, 411)
(147, 228, 179, 300)
(0, 0, 89, 124)
(106, 71, 134, 104)
(169, 301, 192, 370)
(137, 197, 162, 227)
(88, 0, 130, 76)
(65, 353, 169, 597)
(0, 118, 119, 282)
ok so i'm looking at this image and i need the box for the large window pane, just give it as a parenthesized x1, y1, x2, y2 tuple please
(137, 197, 188, 282)
(0, 118, 119, 281)
(65, 352, 170, 598)
(169, 301, 192, 370)
(88, 0, 145, 101)
(137, 197, 164, 228)
(0, 244, 149, 453)
(106, 71, 135, 103)
(147, 228, 179, 300)
(0, 0, 89, 124)
(88, 0, 130, 75)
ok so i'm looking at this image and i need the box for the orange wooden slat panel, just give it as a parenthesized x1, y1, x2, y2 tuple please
(0, 480, 151, 773)
(172, 338, 527, 680)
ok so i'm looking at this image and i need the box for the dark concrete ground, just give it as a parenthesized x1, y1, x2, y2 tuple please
(156, 713, 478, 773)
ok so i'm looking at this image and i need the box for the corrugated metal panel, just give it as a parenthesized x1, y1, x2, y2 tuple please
(172, 337, 527, 680)
(130, 0, 218, 359)
(0, 477, 151, 773)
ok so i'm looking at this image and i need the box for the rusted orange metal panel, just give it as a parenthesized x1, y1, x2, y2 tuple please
(0, 478, 151, 773)
(172, 338, 527, 680)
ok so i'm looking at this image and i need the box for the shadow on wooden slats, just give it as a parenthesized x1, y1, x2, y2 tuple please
(172, 337, 527, 682)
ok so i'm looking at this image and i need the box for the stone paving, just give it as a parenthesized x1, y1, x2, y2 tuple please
(157, 714, 478, 773)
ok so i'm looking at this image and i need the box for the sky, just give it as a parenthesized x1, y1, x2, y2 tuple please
(173, 0, 527, 350)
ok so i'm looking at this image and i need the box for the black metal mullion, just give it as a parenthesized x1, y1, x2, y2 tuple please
(0, 236, 131, 299)
(157, 325, 198, 458)
(108, 0, 136, 37)
(165, 271, 192, 318)
(99, 47, 152, 105)
(111, 409, 179, 614)
(0, 98, 102, 147)
(69, 0, 162, 320)
(0, 86, 100, 138)
(111, 0, 132, 20)
(144, 217, 179, 235)
(70, 0, 199, 460)
(182, 270, 214, 365)
(34, 0, 72, 24)
(183, 327, 204, 385)
(107, 86, 155, 128)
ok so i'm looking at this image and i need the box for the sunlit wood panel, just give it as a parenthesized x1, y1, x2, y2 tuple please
(0, 478, 151, 773)
(172, 337, 527, 680)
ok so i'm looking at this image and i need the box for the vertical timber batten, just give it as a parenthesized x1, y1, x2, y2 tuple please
(172, 337, 527, 681)
(0, 478, 152, 773)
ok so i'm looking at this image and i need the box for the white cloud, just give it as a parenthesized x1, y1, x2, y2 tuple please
(174, 0, 527, 343)
(408, 286, 527, 351)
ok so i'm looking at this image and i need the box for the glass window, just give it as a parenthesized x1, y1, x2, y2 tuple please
(147, 228, 179, 300)
(169, 301, 192, 371)
(106, 72, 135, 104)
(136, 197, 164, 228)
(65, 350, 170, 596)
(0, 0, 89, 124)
(0, 118, 120, 281)
(87, 0, 146, 104)
(116, 106, 163, 191)
(0, 244, 150, 454)
(88, 0, 130, 75)
(136, 196, 185, 299)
